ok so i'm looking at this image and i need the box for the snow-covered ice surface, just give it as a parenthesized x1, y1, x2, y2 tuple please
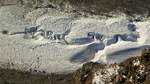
(0, 5, 150, 73)
(92, 17, 150, 64)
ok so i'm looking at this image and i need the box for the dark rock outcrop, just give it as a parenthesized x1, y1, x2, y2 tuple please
(71, 49, 150, 84)
(1, 0, 150, 17)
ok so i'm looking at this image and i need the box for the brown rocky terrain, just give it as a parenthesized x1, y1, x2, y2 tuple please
(72, 49, 150, 84)
(1, 0, 150, 17)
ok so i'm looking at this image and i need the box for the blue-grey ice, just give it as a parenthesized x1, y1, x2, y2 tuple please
(70, 42, 105, 63)
(127, 20, 136, 32)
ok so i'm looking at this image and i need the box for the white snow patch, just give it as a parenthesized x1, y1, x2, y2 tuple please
(92, 64, 119, 84)
(133, 59, 140, 66)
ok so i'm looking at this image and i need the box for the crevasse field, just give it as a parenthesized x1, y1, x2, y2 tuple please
(0, 5, 150, 73)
